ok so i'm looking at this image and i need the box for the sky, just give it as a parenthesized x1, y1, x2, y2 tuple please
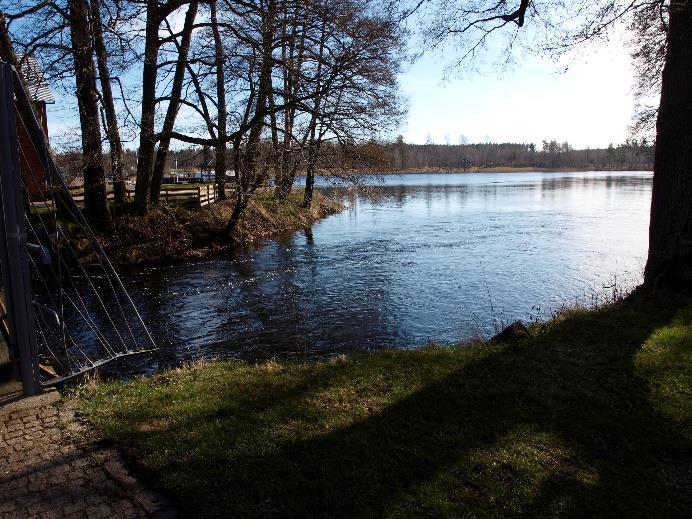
(44, 20, 640, 151)
(398, 36, 638, 148)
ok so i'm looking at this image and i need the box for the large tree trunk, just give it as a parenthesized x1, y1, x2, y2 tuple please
(68, 0, 111, 229)
(644, 0, 692, 286)
(150, 1, 198, 204)
(90, 0, 126, 207)
(133, 0, 160, 213)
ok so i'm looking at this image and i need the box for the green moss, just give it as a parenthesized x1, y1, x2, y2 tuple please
(79, 290, 692, 517)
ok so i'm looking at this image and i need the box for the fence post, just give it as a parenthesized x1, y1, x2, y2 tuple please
(0, 64, 40, 395)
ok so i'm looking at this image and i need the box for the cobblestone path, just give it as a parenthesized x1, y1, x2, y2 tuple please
(0, 391, 176, 518)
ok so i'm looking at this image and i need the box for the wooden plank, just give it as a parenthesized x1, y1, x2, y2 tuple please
(69, 183, 216, 207)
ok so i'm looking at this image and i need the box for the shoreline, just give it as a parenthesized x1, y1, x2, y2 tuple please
(99, 189, 344, 266)
(374, 167, 653, 174)
(94, 168, 651, 267)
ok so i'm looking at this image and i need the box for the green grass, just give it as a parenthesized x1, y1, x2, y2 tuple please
(78, 290, 692, 517)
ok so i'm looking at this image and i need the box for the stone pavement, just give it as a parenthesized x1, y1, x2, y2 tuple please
(0, 391, 176, 518)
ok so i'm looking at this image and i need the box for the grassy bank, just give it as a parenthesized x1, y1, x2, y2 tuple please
(78, 290, 691, 517)
(100, 189, 343, 264)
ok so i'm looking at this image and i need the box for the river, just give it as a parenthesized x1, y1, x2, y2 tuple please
(119, 171, 652, 369)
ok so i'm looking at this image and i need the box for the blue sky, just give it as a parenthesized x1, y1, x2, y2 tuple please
(45, 25, 639, 150)
(398, 36, 637, 148)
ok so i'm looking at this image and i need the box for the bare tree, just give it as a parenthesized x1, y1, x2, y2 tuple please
(271, 0, 308, 199)
(133, 0, 189, 213)
(149, 1, 199, 204)
(5, 0, 404, 237)
(67, 0, 111, 228)
(302, 0, 405, 207)
(210, 0, 228, 200)
(224, 0, 279, 236)
(90, 0, 126, 206)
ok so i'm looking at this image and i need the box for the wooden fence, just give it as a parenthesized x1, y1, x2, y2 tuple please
(67, 183, 218, 207)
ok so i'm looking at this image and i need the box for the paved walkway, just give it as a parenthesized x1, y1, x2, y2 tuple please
(0, 391, 176, 518)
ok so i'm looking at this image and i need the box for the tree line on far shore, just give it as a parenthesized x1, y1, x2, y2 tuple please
(387, 138, 654, 171)
(54, 137, 652, 179)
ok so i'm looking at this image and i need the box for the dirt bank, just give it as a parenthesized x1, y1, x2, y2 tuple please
(99, 190, 343, 265)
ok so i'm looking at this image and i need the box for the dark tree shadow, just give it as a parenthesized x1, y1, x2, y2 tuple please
(122, 292, 692, 518)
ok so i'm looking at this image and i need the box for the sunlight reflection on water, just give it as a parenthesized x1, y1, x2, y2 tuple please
(118, 171, 652, 369)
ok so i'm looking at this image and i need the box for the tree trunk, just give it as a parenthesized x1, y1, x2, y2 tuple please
(68, 0, 111, 229)
(133, 0, 160, 213)
(224, 0, 276, 238)
(303, 152, 317, 209)
(211, 0, 227, 200)
(268, 90, 281, 190)
(273, 13, 292, 199)
(90, 0, 126, 207)
(0, 15, 33, 105)
(150, 1, 198, 204)
(224, 143, 244, 236)
(644, 0, 692, 286)
(275, 161, 296, 198)
(274, 6, 305, 199)
(301, 15, 327, 208)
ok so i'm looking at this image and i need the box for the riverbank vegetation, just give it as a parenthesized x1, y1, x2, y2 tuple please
(78, 287, 691, 517)
(98, 189, 342, 265)
(2, 0, 403, 234)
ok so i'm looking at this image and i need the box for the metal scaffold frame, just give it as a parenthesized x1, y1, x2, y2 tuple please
(0, 62, 156, 397)
(0, 63, 40, 395)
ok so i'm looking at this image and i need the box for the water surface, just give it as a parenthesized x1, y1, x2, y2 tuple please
(122, 171, 652, 367)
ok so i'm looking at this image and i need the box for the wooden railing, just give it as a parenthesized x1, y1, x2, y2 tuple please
(67, 183, 218, 207)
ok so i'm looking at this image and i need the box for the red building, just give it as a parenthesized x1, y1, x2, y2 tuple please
(17, 55, 54, 200)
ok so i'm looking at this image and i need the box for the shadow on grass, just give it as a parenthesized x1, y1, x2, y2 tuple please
(92, 292, 692, 517)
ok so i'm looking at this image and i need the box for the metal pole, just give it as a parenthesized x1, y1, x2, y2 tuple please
(0, 63, 40, 395)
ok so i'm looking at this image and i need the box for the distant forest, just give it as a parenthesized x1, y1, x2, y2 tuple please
(55, 138, 655, 182)
(386, 138, 655, 172)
